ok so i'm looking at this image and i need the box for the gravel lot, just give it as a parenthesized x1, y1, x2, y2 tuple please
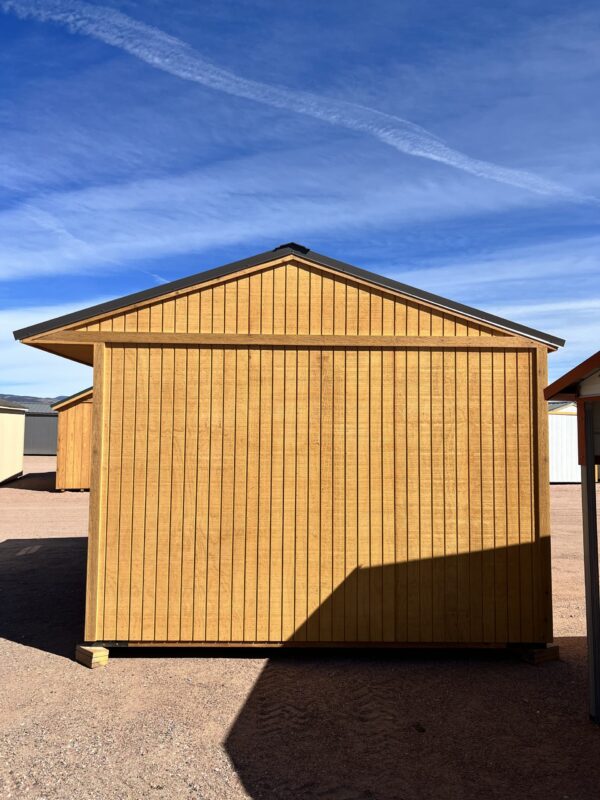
(0, 457, 598, 800)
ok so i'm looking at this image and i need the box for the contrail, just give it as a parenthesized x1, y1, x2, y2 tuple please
(2, 0, 590, 200)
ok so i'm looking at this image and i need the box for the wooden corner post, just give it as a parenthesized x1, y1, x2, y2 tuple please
(535, 345, 553, 643)
(83, 342, 107, 644)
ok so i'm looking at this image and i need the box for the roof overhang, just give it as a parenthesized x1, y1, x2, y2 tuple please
(14, 243, 565, 354)
(51, 387, 94, 411)
(0, 405, 27, 414)
(545, 351, 600, 400)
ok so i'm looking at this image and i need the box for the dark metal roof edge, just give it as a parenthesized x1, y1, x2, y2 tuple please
(51, 386, 94, 410)
(303, 250, 565, 348)
(13, 244, 564, 348)
(13, 247, 295, 341)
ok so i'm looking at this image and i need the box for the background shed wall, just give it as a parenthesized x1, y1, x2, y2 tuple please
(87, 340, 549, 645)
(0, 408, 25, 483)
(24, 413, 57, 455)
(56, 398, 93, 490)
(549, 411, 580, 483)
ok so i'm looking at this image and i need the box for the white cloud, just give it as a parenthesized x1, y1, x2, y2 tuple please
(2, 0, 592, 201)
(392, 235, 600, 300)
(0, 149, 551, 281)
(495, 307, 600, 382)
(389, 237, 600, 381)
(490, 298, 600, 318)
(0, 301, 100, 395)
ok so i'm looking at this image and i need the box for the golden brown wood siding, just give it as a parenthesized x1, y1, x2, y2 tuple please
(55, 398, 93, 490)
(74, 262, 502, 338)
(88, 341, 550, 645)
(84, 345, 106, 641)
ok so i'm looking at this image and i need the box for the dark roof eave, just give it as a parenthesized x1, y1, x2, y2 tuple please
(13, 244, 565, 348)
(545, 350, 600, 400)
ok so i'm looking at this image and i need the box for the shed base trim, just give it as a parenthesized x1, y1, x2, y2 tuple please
(89, 640, 551, 650)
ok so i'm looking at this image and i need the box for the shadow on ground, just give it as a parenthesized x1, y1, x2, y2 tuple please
(224, 637, 591, 800)
(0, 537, 86, 658)
(0, 538, 596, 798)
(2, 471, 57, 491)
(221, 560, 590, 799)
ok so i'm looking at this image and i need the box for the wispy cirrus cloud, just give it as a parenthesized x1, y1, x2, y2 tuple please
(0, 301, 97, 393)
(391, 236, 600, 380)
(393, 235, 600, 300)
(496, 307, 600, 382)
(1, 0, 592, 201)
(493, 297, 600, 380)
(490, 297, 600, 318)
(0, 147, 556, 282)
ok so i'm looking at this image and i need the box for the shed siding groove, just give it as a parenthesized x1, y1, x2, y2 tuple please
(75, 263, 502, 339)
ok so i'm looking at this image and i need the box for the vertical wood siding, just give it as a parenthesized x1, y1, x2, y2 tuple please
(55, 398, 93, 490)
(75, 262, 502, 338)
(90, 340, 549, 644)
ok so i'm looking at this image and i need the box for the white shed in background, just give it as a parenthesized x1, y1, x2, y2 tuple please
(0, 404, 26, 484)
(548, 401, 580, 483)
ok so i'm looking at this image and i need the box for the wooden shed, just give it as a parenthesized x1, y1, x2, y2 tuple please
(0, 404, 26, 484)
(52, 388, 93, 491)
(13, 243, 564, 658)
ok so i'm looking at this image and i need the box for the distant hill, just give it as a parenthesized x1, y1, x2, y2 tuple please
(0, 393, 66, 413)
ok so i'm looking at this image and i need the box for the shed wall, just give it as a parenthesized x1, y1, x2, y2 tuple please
(0, 408, 25, 483)
(549, 411, 580, 483)
(85, 340, 551, 645)
(24, 413, 57, 455)
(56, 397, 93, 490)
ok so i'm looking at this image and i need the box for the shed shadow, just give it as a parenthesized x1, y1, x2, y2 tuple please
(224, 550, 556, 800)
(224, 636, 585, 800)
(2, 470, 57, 491)
(0, 537, 86, 658)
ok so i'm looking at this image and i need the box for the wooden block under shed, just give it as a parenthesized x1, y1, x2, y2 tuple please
(512, 643, 560, 665)
(75, 644, 109, 669)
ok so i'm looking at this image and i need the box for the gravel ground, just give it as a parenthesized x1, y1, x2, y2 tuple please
(0, 457, 599, 800)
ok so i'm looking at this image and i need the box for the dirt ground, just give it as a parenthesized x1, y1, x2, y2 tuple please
(0, 457, 598, 800)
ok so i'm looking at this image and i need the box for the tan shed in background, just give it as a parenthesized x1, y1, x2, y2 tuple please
(53, 388, 93, 490)
(14, 244, 565, 650)
(0, 405, 26, 484)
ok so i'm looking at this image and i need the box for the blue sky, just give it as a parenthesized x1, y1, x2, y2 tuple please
(1, 0, 599, 395)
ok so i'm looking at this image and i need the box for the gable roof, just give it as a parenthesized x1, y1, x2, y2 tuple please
(548, 400, 576, 413)
(51, 387, 93, 411)
(0, 396, 56, 414)
(545, 350, 600, 400)
(13, 243, 564, 347)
